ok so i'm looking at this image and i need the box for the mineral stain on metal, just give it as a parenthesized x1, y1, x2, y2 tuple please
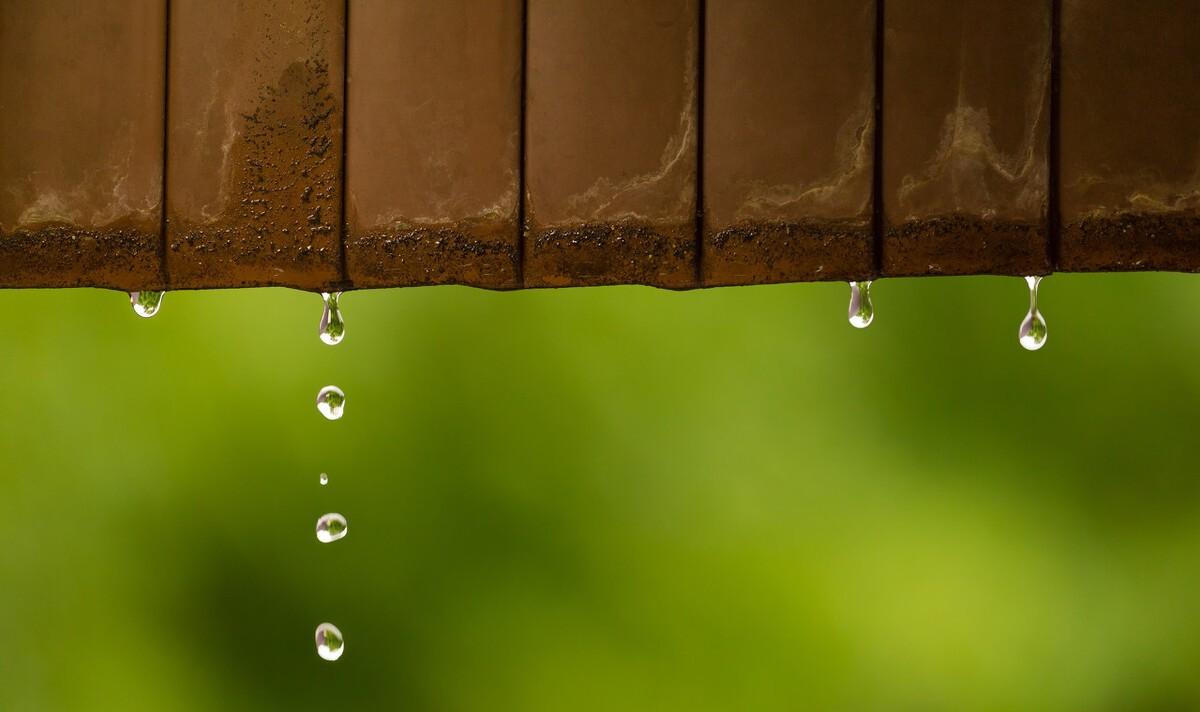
(165, 0, 345, 291)
(527, 223, 697, 288)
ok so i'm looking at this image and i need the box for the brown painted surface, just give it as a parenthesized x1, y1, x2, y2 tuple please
(0, 1, 165, 290)
(345, 0, 521, 289)
(704, 0, 875, 286)
(882, 0, 1051, 277)
(165, 0, 344, 290)
(1059, 0, 1200, 272)
(525, 0, 698, 288)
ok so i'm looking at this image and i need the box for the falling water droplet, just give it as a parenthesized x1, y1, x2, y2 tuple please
(130, 291, 165, 318)
(315, 622, 344, 661)
(319, 473, 329, 486)
(316, 513, 348, 543)
(1018, 275, 1048, 351)
(847, 281, 874, 329)
(319, 292, 345, 346)
(316, 386, 345, 420)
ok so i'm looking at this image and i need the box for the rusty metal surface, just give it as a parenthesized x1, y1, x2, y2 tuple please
(524, 0, 699, 288)
(165, 0, 345, 290)
(344, 0, 522, 289)
(0, 0, 166, 291)
(882, 0, 1051, 277)
(703, 0, 875, 286)
(1059, 0, 1200, 273)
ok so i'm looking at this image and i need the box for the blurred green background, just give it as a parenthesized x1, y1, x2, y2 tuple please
(2, 274, 1199, 711)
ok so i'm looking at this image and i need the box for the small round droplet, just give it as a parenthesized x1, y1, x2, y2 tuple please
(319, 292, 345, 346)
(315, 622, 344, 661)
(319, 473, 329, 486)
(848, 280, 874, 329)
(316, 512, 348, 543)
(316, 386, 345, 420)
(130, 291, 165, 318)
(1018, 275, 1048, 352)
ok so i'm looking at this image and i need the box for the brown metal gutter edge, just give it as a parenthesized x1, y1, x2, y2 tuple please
(0, 224, 162, 291)
(1060, 214, 1200, 273)
(4, 215, 1200, 291)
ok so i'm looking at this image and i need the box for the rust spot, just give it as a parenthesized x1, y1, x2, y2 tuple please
(1061, 213, 1200, 273)
(0, 223, 161, 291)
(525, 222, 696, 289)
(168, 54, 343, 291)
(704, 219, 874, 285)
(347, 221, 519, 289)
(883, 215, 1050, 277)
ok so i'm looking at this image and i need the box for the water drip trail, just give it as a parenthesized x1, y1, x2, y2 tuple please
(314, 293, 348, 660)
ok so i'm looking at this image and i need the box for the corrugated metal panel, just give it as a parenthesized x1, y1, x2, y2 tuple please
(165, 0, 345, 290)
(524, 0, 699, 288)
(0, 0, 166, 290)
(344, 0, 522, 289)
(703, 0, 875, 286)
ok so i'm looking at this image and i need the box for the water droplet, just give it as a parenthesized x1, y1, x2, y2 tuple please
(130, 291, 165, 318)
(315, 622, 344, 661)
(848, 281, 874, 329)
(1018, 275, 1048, 351)
(319, 473, 329, 486)
(316, 513, 348, 543)
(316, 386, 345, 420)
(319, 291, 345, 346)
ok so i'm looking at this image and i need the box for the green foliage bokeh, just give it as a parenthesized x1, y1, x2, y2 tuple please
(2, 275, 1198, 711)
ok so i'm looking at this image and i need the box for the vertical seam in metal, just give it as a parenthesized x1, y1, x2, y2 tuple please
(517, 0, 529, 288)
(694, 0, 706, 288)
(159, 0, 172, 289)
(335, 0, 352, 289)
(871, 0, 885, 279)
(1048, 0, 1062, 273)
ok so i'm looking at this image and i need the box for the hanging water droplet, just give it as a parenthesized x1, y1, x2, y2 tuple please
(319, 472, 329, 486)
(130, 291, 165, 318)
(847, 280, 874, 329)
(319, 291, 345, 346)
(1018, 275, 1048, 351)
(316, 386, 345, 420)
(316, 513, 348, 543)
(315, 622, 344, 661)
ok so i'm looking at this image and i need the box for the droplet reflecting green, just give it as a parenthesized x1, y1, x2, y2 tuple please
(130, 291, 165, 318)
(316, 513, 347, 543)
(316, 386, 345, 420)
(319, 292, 344, 346)
(848, 281, 874, 329)
(1018, 275, 1048, 351)
(315, 622, 344, 661)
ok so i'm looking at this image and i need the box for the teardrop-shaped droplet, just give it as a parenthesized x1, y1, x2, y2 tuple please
(848, 280, 874, 329)
(316, 385, 345, 420)
(130, 291, 165, 318)
(319, 473, 329, 486)
(315, 622, 344, 661)
(319, 292, 345, 346)
(316, 513, 348, 543)
(1018, 275, 1048, 351)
